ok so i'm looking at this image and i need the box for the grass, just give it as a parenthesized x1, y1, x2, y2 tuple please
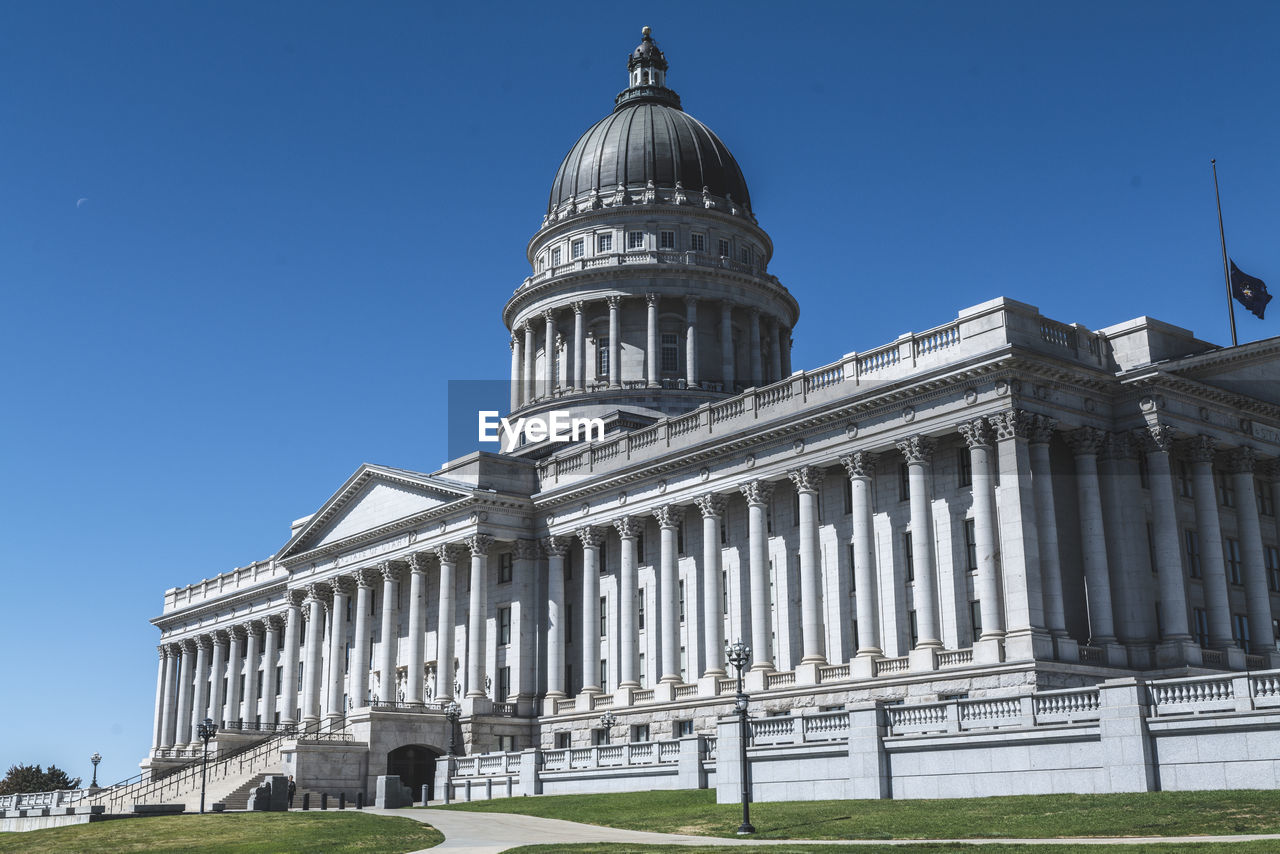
(0, 811, 443, 853)
(433, 788, 1280, 840)
(504, 846, 1280, 854)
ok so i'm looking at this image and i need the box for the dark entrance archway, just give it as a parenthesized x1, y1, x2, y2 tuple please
(387, 744, 440, 802)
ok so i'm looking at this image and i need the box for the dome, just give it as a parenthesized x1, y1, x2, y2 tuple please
(546, 30, 751, 217)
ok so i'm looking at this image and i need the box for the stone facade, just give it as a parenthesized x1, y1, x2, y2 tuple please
(140, 30, 1280, 802)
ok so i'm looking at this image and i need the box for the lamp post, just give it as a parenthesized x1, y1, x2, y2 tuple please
(443, 700, 461, 805)
(89, 753, 101, 789)
(725, 640, 755, 835)
(598, 710, 618, 745)
(195, 718, 217, 814)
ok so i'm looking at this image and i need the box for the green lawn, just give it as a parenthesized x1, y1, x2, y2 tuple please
(505, 846, 1280, 854)
(0, 811, 443, 853)
(433, 788, 1280, 840)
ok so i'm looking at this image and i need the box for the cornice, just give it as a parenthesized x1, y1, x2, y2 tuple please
(1121, 370, 1280, 424)
(528, 200, 774, 259)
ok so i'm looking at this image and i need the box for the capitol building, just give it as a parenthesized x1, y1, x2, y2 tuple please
(130, 30, 1280, 805)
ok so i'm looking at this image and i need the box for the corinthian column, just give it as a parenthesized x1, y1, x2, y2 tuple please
(153, 646, 171, 750)
(739, 479, 775, 670)
(788, 465, 827, 667)
(261, 616, 281, 724)
(695, 494, 728, 676)
(434, 545, 459, 701)
(242, 622, 261, 726)
(654, 505, 684, 683)
(280, 591, 303, 725)
(646, 293, 660, 387)
(840, 452, 881, 658)
(1065, 427, 1117, 645)
(190, 636, 211, 744)
(770, 319, 783, 383)
(958, 417, 1004, 642)
(522, 322, 535, 403)
(720, 302, 735, 390)
(1188, 436, 1233, 649)
(1138, 425, 1191, 647)
(326, 578, 352, 721)
(543, 311, 557, 396)
(464, 534, 494, 699)
(748, 309, 763, 388)
(606, 296, 621, 388)
(510, 336, 521, 410)
(225, 626, 244, 726)
(376, 562, 401, 703)
(349, 569, 375, 706)
(1227, 447, 1276, 652)
(897, 435, 942, 650)
(685, 297, 699, 387)
(572, 301, 586, 391)
(300, 586, 326, 724)
(613, 516, 641, 688)
(1030, 416, 1068, 640)
(159, 644, 180, 748)
(208, 631, 227, 727)
(405, 553, 429, 703)
(543, 536, 570, 702)
(576, 527, 603, 693)
(175, 641, 195, 747)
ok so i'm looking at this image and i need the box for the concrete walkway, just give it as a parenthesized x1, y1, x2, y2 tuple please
(368, 806, 1280, 853)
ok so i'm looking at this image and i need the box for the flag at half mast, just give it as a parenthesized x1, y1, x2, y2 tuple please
(1231, 260, 1272, 319)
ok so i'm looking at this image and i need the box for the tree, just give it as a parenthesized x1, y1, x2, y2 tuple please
(0, 763, 82, 795)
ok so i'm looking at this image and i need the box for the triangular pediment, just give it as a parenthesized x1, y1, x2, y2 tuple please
(278, 464, 473, 560)
(1163, 336, 1280, 406)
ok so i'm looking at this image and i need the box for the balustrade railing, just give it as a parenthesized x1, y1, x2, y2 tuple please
(1148, 673, 1238, 715)
(875, 656, 910, 676)
(631, 688, 655, 703)
(1032, 688, 1101, 723)
(937, 649, 974, 668)
(673, 684, 699, 699)
(819, 664, 850, 682)
(765, 671, 796, 689)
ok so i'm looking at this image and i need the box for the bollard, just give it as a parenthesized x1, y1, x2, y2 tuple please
(320, 793, 328, 810)
(356, 791, 364, 809)
(339, 793, 346, 810)
(421, 784, 429, 804)
(302, 793, 310, 811)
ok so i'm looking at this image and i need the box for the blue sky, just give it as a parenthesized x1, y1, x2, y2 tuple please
(2, 1, 1278, 785)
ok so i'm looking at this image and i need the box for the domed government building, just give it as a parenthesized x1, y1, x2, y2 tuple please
(124, 30, 1280, 806)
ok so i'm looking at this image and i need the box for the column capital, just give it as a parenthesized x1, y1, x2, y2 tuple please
(576, 526, 605, 548)
(513, 538, 540, 561)
(645, 292, 659, 307)
(988, 408, 1034, 441)
(1099, 431, 1138, 461)
(509, 336, 517, 351)
(571, 300, 585, 315)
(329, 576, 355, 597)
(896, 434, 934, 465)
(241, 620, 263, 640)
(378, 560, 403, 584)
(605, 295, 622, 310)
(194, 635, 212, 652)
(542, 534, 571, 557)
(1260, 458, 1280, 480)
(285, 588, 307, 607)
(305, 581, 330, 604)
(839, 451, 876, 479)
(1136, 422, 1177, 454)
(158, 644, 171, 661)
(166, 641, 184, 657)
(264, 613, 284, 632)
(1028, 413, 1058, 445)
(653, 504, 684, 528)
(353, 566, 379, 589)
(787, 465, 825, 494)
(406, 551, 432, 574)
(542, 308, 557, 323)
(227, 624, 246, 641)
(684, 295, 699, 308)
(957, 417, 994, 449)
(612, 515, 641, 539)
(1224, 446, 1257, 474)
(739, 478, 775, 506)
(1185, 434, 1217, 464)
(464, 533, 495, 556)
(694, 492, 728, 518)
(1064, 425, 1105, 456)
(211, 628, 230, 644)
(432, 542, 462, 564)
(521, 320, 533, 335)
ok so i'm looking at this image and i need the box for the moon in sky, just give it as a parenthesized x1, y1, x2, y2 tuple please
(76, 198, 88, 208)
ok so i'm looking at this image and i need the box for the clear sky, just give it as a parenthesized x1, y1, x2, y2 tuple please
(1, 1, 1277, 786)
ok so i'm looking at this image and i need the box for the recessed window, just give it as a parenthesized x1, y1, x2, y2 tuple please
(1185, 530, 1202, 578)
(498, 552, 513, 584)
(498, 606, 511, 645)
(555, 731, 571, 749)
(1218, 473, 1236, 508)
(1193, 608, 1209, 648)
(679, 580, 686, 623)
(598, 336, 609, 377)
(497, 667, 511, 702)
(689, 233, 706, 252)
(740, 246, 753, 264)
(957, 447, 973, 487)
(632, 723, 651, 742)
(908, 610, 918, 648)
(1259, 483, 1275, 517)
(600, 596, 608, 637)
(551, 246, 562, 266)
(674, 719, 694, 738)
(1178, 461, 1194, 498)
(903, 532, 914, 581)
(638, 589, 646, 630)
(964, 519, 978, 572)
(497, 732, 515, 751)
(660, 230, 675, 249)
(1233, 613, 1251, 650)
(1266, 546, 1280, 592)
(847, 543, 856, 590)
(661, 332, 678, 372)
(1227, 539, 1243, 585)
(718, 238, 730, 257)
(571, 238, 584, 259)
(969, 600, 983, 643)
(637, 532, 646, 564)
(597, 233, 613, 253)
(899, 462, 911, 501)
(628, 231, 644, 250)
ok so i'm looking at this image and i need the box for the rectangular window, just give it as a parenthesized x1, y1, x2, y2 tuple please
(718, 238, 730, 257)
(496, 734, 516, 752)
(766, 501, 773, 534)
(661, 332, 679, 372)
(498, 552, 513, 584)
(497, 666, 511, 701)
(592, 726, 610, 746)
(1218, 473, 1236, 508)
(627, 231, 644, 250)
(598, 545, 608, 575)
(957, 447, 972, 487)
(720, 515, 728, 545)
(969, 600, 983, 643)
(637, 532, 646, 564)
(631, 723, 651, 742)
(792, 490, 800, 527)
(1178, 461, 1194, 498)
(600, 596, 608, 637)
(908, 610, 918, 648)
(1227, 539, 1243, 585)
(638, 589, 646, 630)
(555, 732, 571, 749)
(600, 658, 608, 690)
(1274, 619, 1280, 652)
(847, 543, 857, 590)
(346, 598, 352, 623)
(843, 480, 852, 514)
(677, 520, 686, 556)
(1138, 453, 1150, 489)
(690, 233, 706, 252)
(1185, 530, 1202, 578)
(257, 669, 264, 697)
(1193, 608, 1209, 648)
(903, 532, 915, 581)
(722, 569, 729, 613)
(660, 230, 675, 249)
(597, 336, 609, 377)
(551, 246, 562, 266)
(638, 652, 646, 687)
(1266, 546, 1280, 592)
(1259, 482, 1275, 517)
(740, 245, 752, 265)
(571, 238, 584, 259)
(566, 602, 574, 644)
(679, 580, 686, 623)
(276, 666, 282, 695)
(851, 617, 859, 650)
(899, 462, 911, 501)
(675, 719, 694, 738)
(498, 606, 512, 645)
(1233, 613, 1251, 651)
(597, 232, 613, 253)
(964, 519, 978, 572)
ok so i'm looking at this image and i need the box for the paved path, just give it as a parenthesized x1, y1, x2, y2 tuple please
(368, 806, 1280, 853)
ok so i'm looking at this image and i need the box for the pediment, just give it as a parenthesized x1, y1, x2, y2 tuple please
(278, 464, 473, 560)
(1164, 337, 1280, 406)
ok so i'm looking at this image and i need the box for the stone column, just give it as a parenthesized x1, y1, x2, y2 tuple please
(280, 592, 303, 725)
(781, 327, 792, 377)
(1065, 427, 1118, 645)
(1228, 447, 1276, 652)
(788, 466, 827, 668)
(606, 296, 621, 388)
(572, 301, 586, 391)
(1138, 425, 1191, 648)
(770, 319, 783, 384)
(655, 505, 684, 683)
(509, 336, 521, 410)
(543, 536, 569, 701)
(739, 480, 775, 670)
(1188, 436, 1234, 648)
(225, 626, 245, 725)
(175, 641, 195, 747)
(1100, 432, 1156, 648)
(748, 309, 763, 388)
(646, 293, 660, 387)
(242, 623, 261, 725)
(613, 516, 641, 688)
(1029, 416, 1068, 640)
(576, 527, 603, 693)
(685, 297, 699, 387)
(377, 561, 402, 703)
(840, 452, 881, 658)
(160, 644, 180, 748)
(350, 569, 374, 707)
(720, 302, 735, 390)
(190, 636, 211, 744)
(522, 322, 535, 403)
(152, 646, 170, 750)
(695, 494, 728, 676)
(434, 545, 459, 701)
(326, 578, 352, 721)
(959, 418, 1005, 643)
(513, 540, 540, 702)
(465, 534, 494, 698)
(208, 631, 228, 727)
(991, 410, 1050, 661)
(262, 616, 281, 724)
(897, 435, 942, 650)
(301, 586, 326, 724)
(543, 310, 557, 396)
(405, 553, 429, 703)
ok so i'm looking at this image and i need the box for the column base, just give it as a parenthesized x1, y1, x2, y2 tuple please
(1154, 639, 1201, 667)
(653, 682, 676, 703)
(1055, 637, 1080, 663)
(574, 690, 602, 712)
(908, 647, 938, 673)
(851, 655, 877, 679)
(461, 696, 492, 717)
(1226, 647, 1248, 670)
(1103, 643, 1129, 668)
(796, 660, 824, 686)
(743, 669, 767, 693)
(541, 693, 567, 716)
(973, 637, 1005, 665)
(696, 674, 723, 697)
(1004, 629, 1054, 662)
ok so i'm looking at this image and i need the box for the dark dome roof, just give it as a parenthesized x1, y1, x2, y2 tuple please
(547, 101, 751, 216)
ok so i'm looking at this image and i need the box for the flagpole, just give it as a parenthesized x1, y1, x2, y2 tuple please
(1212, 159, 1239, 347)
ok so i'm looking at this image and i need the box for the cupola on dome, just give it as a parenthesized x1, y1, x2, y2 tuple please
(546, 28, 752, 218)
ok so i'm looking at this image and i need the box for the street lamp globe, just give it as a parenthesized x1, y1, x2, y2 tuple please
(195, 718, 217, 814)
(89, 752, 101, 788)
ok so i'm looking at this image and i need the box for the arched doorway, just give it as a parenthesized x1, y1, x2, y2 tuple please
(387, 744, 439, 802)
